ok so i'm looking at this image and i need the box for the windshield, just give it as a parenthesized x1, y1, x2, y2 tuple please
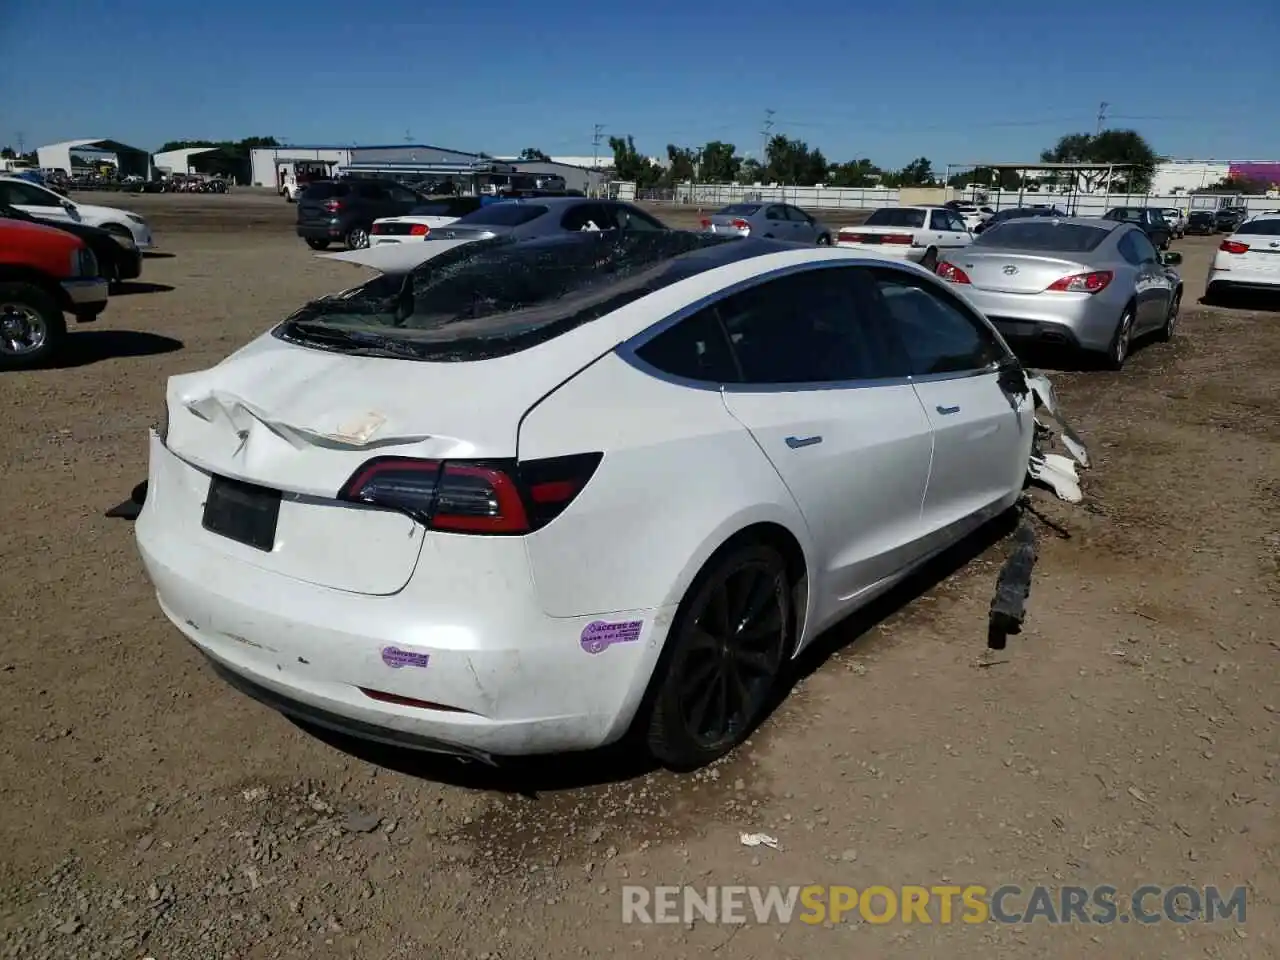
(452, 203, 547, 227)
(274, 232, 758, 361)
(1237, 218, 1280, 236)
(864, 208, 926, 228)
(976, 221, 1110, 252)
(717, 204, 761, 216)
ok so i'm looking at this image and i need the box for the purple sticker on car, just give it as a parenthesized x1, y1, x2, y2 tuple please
(381, 646, 431, 669)
(580, 619, 644, 654)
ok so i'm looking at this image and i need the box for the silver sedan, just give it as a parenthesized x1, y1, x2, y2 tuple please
(700, 202, 834, 245)
(933, 217, 1183, 369)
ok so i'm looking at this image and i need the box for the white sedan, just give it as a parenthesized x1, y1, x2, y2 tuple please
(131, 233, 1085, 770)
(1206, 214, 1280, 302)
(370, 196, 484, 245)
(836, 206, 972, 271)
(0, 174, 154, 249)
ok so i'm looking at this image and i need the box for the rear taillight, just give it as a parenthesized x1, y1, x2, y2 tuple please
(699, 218, 711, 228)
(371, 222, 386, 234)
(837, 232, 861, 243)
(1220, 240, 1250, 254)
(882, 234, 914, 244)
(936, 261, 971, 284)
(338, 453, 602, 535)
(323, 199, 343, 213)
(1046, 270, 1113, 294)
(409, 224, 430, 237)
(731, 218, 750, 231)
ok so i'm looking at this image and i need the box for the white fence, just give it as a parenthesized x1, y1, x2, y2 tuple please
(633, 183, 1279, 215)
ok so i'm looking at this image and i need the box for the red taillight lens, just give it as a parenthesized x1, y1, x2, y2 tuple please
(338, 453, 602, 535)
(409, 224, 430, 236)
(936, 261, 971, 284)
(1220, 240, 1249, 254)
(882, 234, 914, 244)
(323, 198, 343, 213)
(371, 222, 386, 234)
(699, 218, 711, 228)
(731, 218, 750, 230)
(837, 232, 861, 243)
(1046, 270, 1113, 294)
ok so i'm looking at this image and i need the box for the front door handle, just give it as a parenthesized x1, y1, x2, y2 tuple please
(936, 405, 961, 415)
(785, 435, 823, 449)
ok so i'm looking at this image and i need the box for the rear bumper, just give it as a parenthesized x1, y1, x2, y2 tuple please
(297, 222, 345, 240)
(962, 288, 1119, 353)
(134, 434, 674, 757)
(1207, 267, 1280, 292)
(833, 243, 923, 262)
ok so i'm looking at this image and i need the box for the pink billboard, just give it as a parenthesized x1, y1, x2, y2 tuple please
(1228, 161, 1280, 186)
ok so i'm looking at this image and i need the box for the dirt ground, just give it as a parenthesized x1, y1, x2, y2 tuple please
(1, 192, 1276, 960)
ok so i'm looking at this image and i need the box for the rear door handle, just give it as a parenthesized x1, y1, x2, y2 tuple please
(785, 435, 823, 449)
(936, 405, 961, 415)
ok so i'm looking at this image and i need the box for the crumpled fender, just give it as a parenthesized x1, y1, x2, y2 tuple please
(1025, 370, 1090, 502)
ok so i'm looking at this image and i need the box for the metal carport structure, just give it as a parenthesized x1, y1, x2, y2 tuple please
(35, 139, 153, 178)
(944, 162, 1133, 213)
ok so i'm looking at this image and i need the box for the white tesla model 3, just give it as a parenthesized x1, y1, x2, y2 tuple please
(134, 230, 1081, 770)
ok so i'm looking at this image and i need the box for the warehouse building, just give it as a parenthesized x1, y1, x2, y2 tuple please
(153, 147, 217, 175)
(496, 158, 609, 194)
(248, 143, 483, 188)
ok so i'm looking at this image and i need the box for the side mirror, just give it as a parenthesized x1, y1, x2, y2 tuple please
(1162, 251, 1182, 266)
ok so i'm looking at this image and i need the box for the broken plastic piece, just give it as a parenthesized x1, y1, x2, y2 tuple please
(739, 832, 780, 850)
(1028, 453, 1083, 503)
(988, 519, 1038, 650)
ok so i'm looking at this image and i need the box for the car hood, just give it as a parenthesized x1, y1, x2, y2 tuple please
(74, 201, 143, 222)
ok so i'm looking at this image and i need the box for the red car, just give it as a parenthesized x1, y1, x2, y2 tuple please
(0, 218, 109, 369)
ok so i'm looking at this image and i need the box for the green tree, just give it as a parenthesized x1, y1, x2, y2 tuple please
(737, 157, 764, 185)
(828, 158, 882, 188)
(519, 147, 550, 161)
(0, 146, 14, 159)
(764, 135, 828, 185)
(699, 141, 741, 183)
(1039, 129, 1158, 193)
(664, 144, 697, 184)
(947, 166, 1022, 190)
(608, 135, 662, 187)
(886, 157, 935, 187)
(1195, 174, 1267, 195)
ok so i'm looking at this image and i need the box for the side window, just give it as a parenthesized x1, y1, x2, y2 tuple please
(613, 204, 665, 231)
(633, 308, 739, 384)
(356, 183, 389, 201)
(929, 210, 951, 230)
(716, 268, 909, 384)
(1127, 229, 1158, 263)
(947, 213, 969, 232)
(388, 184, 420, 204)
(764, 205, 785, 221)
(561, 203, 613, 232)
(869, 269, 1007, 376)
(1116, 232, 1142, 266)
(3, 181, 61, 207)
(784, 206, 812, 223)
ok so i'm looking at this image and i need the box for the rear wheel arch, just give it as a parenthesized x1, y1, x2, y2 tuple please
(100, 222, 132, 238)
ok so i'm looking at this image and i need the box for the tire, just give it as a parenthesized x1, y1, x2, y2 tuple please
(1157, 290, 1181, 342)
(644, 543, 791, 770)
(920, 247, 939, 272)
(0, 282, 67, 370)
(305, 238, 330, 251)
(345, 225, 370, 250)
(816, 233, 831, 247)
(1105, 305, 1136, 371)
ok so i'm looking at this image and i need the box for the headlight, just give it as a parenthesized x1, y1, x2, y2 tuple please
(126, 213, 146, 226)
(70, 247, 99, 277)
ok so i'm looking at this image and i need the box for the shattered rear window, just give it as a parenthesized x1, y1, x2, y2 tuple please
(275, 233, 791, 361)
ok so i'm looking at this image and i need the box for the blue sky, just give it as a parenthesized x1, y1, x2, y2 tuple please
(4, 0, 1278, 168)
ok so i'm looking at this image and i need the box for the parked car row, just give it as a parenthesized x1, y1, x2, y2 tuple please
(1, 173, 157, 369)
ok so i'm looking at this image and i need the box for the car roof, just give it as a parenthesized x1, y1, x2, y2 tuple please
(986, 214, 1121, 230)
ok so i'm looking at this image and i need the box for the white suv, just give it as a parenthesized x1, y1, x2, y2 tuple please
(0, 175, 154, 249)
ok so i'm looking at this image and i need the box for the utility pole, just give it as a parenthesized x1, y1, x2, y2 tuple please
(1095, 102, 1108, 136)
(761, 109, 775, 169)
(15, 131, 25, 155)
(591, 124, 604, 169)
(404, 128, 413, 144)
